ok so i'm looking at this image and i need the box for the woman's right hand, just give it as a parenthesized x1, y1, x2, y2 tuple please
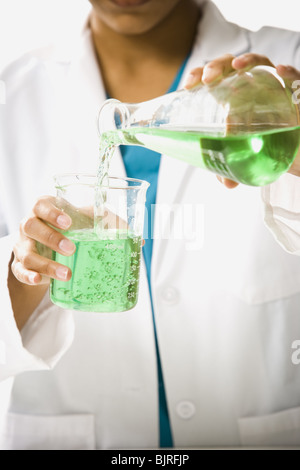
(11, 196, 76, 286)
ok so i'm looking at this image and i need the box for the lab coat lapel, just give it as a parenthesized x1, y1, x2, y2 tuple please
(152, 0, 251, 275)
(192, 0, 251, 63)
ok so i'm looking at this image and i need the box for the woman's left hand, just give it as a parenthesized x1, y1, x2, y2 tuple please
(185, 53, 300, 188)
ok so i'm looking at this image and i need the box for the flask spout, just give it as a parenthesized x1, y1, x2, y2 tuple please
(97, 99, 132, 136)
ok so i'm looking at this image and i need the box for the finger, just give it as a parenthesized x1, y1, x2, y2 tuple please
(232, 53, 275, 71)
(184, 67, 204, 89)
(216, 175, 239, 189)
(202, 54, 236, 84)
(12, 238, 45, 285)
(223, 179, 239, 189)
(11, 257, 45, 286)
(276, 64, 300, 88)
(21, 216, 76, 256)
(32, 196, 72, 230)
(13, 247, 72, 284)
(276, 64, 300, 79)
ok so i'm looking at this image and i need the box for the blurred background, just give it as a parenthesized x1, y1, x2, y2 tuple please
(0, 0, 299, 70)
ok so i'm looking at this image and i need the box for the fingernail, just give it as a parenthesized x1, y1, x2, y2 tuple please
(28, 272, 38, 284)
(236, 54, 250, 62)
(184, 73, 198, 88)
(202, 68, 218, 84)
(56, 266, 69, 281)
(57, 214, 71, 229)
(58, 238, 75, 255)
(201, 69, 211, 82)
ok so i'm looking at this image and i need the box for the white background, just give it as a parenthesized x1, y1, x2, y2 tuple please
(0, 0, 299, 70)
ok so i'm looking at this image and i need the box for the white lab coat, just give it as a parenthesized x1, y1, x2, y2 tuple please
(1, 0, 300, 450)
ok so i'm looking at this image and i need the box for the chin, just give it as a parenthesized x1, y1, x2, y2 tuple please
(90, 0, 184, 36)
(94, 10, 163, 36)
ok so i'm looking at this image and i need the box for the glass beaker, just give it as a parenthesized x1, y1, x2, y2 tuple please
(97, 66, 300, 186)
(50, 174, 149, 313)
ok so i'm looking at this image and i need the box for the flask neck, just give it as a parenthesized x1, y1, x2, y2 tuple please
(98, 89, 196, 134)
(97, 85, 226, 140)
(98, 98, 133, 135)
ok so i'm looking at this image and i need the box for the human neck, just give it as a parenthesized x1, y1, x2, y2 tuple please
(90, 1, 201, 101)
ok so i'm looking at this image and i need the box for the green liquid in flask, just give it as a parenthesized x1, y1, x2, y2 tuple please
(103, 126, 300, 186)
(50, 229, 142, 312)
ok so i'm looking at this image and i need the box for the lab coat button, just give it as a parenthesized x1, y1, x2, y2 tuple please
(176, 401, 196, 419)
(161, 286, 180, 305)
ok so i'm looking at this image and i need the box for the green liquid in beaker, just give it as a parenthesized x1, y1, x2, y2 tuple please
(103, 126, 300, 186)
(50, 229, 142, 312)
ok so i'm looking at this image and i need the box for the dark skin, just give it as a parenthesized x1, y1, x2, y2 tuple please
(8, 0, 300, 330)
(89, 0, 200, 102)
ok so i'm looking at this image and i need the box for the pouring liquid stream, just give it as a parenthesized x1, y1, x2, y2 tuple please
(94, 143, 115, 235)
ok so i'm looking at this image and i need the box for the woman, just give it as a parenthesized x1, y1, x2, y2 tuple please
(1, 0, 300, 449)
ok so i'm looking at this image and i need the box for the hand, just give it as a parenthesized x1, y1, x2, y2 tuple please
(9, 196, 78, 329)
(9, 196, 133, 330)
(185, 53, 300, 187)
(11, 195, 133, 286)
(11, 196, 76, 286)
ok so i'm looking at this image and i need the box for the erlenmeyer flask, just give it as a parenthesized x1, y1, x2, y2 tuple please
(98, 66, 300, 186)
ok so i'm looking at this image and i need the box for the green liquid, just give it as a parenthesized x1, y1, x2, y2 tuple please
(50, 229, 142, 312)
(103, 126, 300, 186)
